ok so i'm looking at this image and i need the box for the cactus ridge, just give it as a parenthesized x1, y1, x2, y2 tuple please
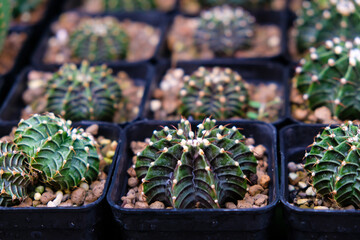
(69, 16, 129, 62)
(103, 0, 156, 11)
(46, 61, 122, 121)
(296, 0, 360, 53)
(0, 0, 11, 53)
(0, 141, 30, 206)
(135, 117, 257, 208)
(295, 38, 360, 120)
(304, 122, 360, 208)
(194, 5, 255, 57)
(179, 66, 249, 120)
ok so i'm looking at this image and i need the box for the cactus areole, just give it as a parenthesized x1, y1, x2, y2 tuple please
(135, 118, 257, 209)
(304, 122, 360, 208)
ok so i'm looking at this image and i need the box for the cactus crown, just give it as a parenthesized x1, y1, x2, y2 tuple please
(0, 0, 11, 53)
(194, 5, 255, 57)
(304, 122, 360, 208)
(69, 16, 129, 62)
(296, 0, 360, 53)
(11, 0, 42, 18)
(135, 117, 257, 208)
(198, 0, 270, 9)
(0, 113, 100, 206)
(46, 61, 122, 122)
(179, 66, 249, 120)
(295, 37, 360, 121)
(103, 0, 156, 11)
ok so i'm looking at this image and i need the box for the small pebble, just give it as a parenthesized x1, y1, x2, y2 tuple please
(128, 177, 139, 188)
(289, 172, 298, 181)
(297, 199, 308, 205)
(237, 200, 252, 209)
(344, 205, 355, 210)
(35, 186, 45, 194)
(225, 202, 237, 209)
(288, 185, 295, 191)
(124, 203, 135, 208)
(150, 201, 165, 209)
(253, 145, 266, 159)
(86, 124, 99, 135)
(249, 185, 264, 196)
(259, 175, 270, 188)
(298, 192, 306, 198)
(298, 181, 307, 189)
(40, 192, 56, 204)
(71, 188, 86, 206)
(254, 194, 268, 206)
(296, 163, 304, 171)
(314, 206, 328, 210)
(305, 187, 316, 197)
(287, 162, 297, 172)
(34, 192, 41, 201)
(80, 182, 89, 191)
(135, 202, 149, 209)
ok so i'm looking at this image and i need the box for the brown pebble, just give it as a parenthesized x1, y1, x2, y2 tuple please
(127, 167, 137, 177)
(16, 197, 33, 207)
(225, 202, 237, 209)
(124, 203, 135, 208)
(92, 181, 105, 198)
(261, 189, 269, 195)
(237, 200, 252, 208)
(135, 201, 149, 209)
(150, 201, 165, 209)
(253, 145, 266, 159)
(40, 192, 56, 204)
(36, 204, 47, 208)
(249, 185, 264, 196)
(33, 200, 40, 207)
(344, 205, 355, 210)
(259, 175, 270, 188)
(128, 177, 139, 188)
(59, 200, 73, 207)
(98, 172, 107, 180)
(71, 188, 86, 206)
(245, 138, 255, 146)
(127, 189, 136, 199)
(254, 194, 268, 206)
(85, 191, 98, 204)
(243, 193, 255, 205)
(293, 109, 308, 121)
(314, 106, 331, 123)
(86, 124, 99, 135)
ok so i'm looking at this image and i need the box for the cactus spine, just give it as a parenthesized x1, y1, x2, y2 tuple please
(295, 37, 360, 120)
(103, 0, 156, 11)
(0, 0, 11, 53)
(179, 66, 249, 120)
(304, 122, 360, 208)
(46, 61, 122, 122)
(135, 117, 257, 208)
(194, 5, 255, 57)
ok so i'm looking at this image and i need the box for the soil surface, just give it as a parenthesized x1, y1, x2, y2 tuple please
(43, 12, 160, 64)
(121, 137, 271, 209)
(21, 70, 144, 123)
(0, 32, 27, 74)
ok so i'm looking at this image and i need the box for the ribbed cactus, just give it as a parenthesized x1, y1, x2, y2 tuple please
(296, 0, 360, 53)
(135, 117, 257, 208)
(194, 5, 255, 57)
(69, 16, 129, 62)
(0, 0, 11, 52)
(179, 66, 249, 120)
(198, 0, 270, 8)
(45, 61, 122, 122)
(0, 142, 30, 206)
(103, 0, 156, 11)
(295, 37, 360, 121)
(304, 122, 360, 208)
(14, 113, 99, 190)
(11, 0, 42, 18)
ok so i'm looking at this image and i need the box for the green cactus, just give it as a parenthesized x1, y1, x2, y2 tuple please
(194, 5, 255, 57)
(11, 0, 42, 18)
(178, 66, 249, 120)
(135, 117, 257, 208)
(0, 0, 11, 53)
(45, 61, 122, 122)
(304, 122, 360, 208)
(294, 37, 360, 121)
(0, 142, 31, 206)
(103, 0, 156, 11)
(296, 0, 360, 53)
(69, 16, 129, 62)
(198, 0, 270, 9)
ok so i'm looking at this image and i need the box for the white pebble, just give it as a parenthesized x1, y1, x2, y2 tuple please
(289, 172, 298, 181)
(80, 182, 89, 191)
(150, 100, 162, 111)
(298, 181, 307, 189)
(34, 192, 41, 201)
(306, 186, 316, 196)
(47, 201, 57, 207)
(288, 185, 295, 191)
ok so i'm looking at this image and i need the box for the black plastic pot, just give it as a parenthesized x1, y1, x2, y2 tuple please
(0, 63, 155, 125)
(280, 124, 360, 240)
(31, 10, 170, 70)
(0, 121, 121, 240)
(107, 119, 279, 240)
(142, 59, 290, 128)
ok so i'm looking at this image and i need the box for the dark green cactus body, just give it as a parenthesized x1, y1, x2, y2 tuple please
(194, 5, 255, 57)
(14, 113, 99, 190)
(0, 142, 30, 206)
(69, 16, 129, 62)
(103, 0, 156, 11)
(296, 0, 360, 53)
(135, 118, 257, 208)
(11, 0, 42, 18)
(0, 0, 11, 52)
(179, 66, 249, 120)
(46, 61, 122, 121)
(304, 123, 360, 208)
(198, 0, 270, 9)
(295, 38, 360, 120)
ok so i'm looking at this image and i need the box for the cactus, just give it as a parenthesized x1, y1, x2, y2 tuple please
(198, 0, 270, 9)
(304, 122, 360, 208)
(135, 117, 257, 208)
(103, 0, 156, 11)
(194, 5, 255, 57)
(178, 66, 249, 120)
(296, 0, 360, 53)
(0, 0, 11, 53)
(294, 37, 360, 121)
(69, 16, 129, 62)
(0, 142, 31, 206)
(11, 0, 42, 18)
(45, 61, 122, 122)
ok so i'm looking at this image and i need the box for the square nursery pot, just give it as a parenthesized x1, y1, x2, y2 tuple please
(280, 124, 360, 240)
(107, 119, 279, 240)
(31, 10, 170, 70)
(142, 59, 290, 128)
(0, 62, 155, 125)
(165, 9, 290, 63)
(0, 121, 122, 240)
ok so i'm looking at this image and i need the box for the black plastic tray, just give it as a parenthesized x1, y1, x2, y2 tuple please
(0, 120, 122, 240)
(107, 119, 279, 240)
(0, 63, 155, 125)
(142, 59, 290, 128)
(280, 124, 360, 240)
(31, 10, 170, 70)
